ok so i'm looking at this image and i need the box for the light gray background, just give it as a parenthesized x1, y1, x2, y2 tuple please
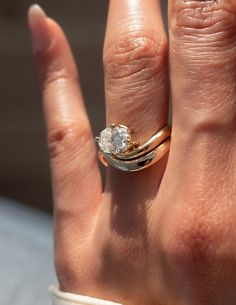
(0, 197, 55, 305)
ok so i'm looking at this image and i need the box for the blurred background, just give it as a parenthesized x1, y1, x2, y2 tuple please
(0, 1, 167, 304)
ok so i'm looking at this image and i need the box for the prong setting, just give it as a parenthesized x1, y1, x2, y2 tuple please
(96, 125, 171, 172)
(97, 124, 133, 155)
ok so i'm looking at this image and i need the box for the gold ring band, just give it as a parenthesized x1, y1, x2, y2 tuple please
(117, 125, 170, 160)
(98, 138, 170, 172)
(96, 124, 171, 172)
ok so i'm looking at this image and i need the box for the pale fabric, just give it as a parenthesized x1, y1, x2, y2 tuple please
(49, 285, 123, 305)
(0, 197, 56, 305)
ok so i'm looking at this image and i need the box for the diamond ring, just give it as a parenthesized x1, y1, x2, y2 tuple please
(96, 124, 136, 156)
(96, 124, 171, 172)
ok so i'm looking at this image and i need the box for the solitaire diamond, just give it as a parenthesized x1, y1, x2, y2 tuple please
(98, 125, 132, 155)
(98, 128, 113, 154)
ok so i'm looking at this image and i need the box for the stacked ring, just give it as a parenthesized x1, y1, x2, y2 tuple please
(96, 124, 171, 172)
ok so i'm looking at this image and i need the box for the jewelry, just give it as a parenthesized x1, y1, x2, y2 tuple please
(96, 124, 171, 172)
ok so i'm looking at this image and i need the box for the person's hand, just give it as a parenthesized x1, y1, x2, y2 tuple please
(28, 1, 236, 304)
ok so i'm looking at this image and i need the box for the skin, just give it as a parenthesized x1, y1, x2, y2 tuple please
(28, 1, 236, 304)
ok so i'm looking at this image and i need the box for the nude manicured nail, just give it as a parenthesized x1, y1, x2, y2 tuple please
(28, 4, 51, 53)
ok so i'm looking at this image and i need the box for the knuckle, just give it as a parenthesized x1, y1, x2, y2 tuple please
(47, 124, 92, 161)
(173, 0, 236, 45)
(169, 218, 218, 266)
(104, 30, 167, 81)
(162, 201, 231, 279)
(41, 65, 79, 92)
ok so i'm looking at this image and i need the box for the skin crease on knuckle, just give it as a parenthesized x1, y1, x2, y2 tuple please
(171, 0, 236, 64)
(47, 124, 91, 158)
(104, 29, 167, 81)
(47, 124, 97, 185)
(170, 0, 236, 133)
(174, 0, 236, 27)
(172, 0, 236, 49)
(103, 26, 168, 139)
(42, 68, 79, 94)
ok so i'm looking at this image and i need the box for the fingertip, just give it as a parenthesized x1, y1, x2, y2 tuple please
(28, 4, 46, 21)
(28, 4, 51, 53)
(28, 4, 47, 32)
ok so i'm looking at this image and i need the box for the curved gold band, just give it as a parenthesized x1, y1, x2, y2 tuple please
(117, 125, 170, 160)
(98, 138, 170, 172)
(97, 125, 171, 172)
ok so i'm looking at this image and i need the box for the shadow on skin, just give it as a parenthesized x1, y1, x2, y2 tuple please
(97, 156, 168, 303)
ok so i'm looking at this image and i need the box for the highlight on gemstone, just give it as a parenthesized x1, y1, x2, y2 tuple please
(98, 125, 132, 155)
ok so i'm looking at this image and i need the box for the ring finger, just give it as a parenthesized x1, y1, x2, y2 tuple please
(103, 0, 169, 191)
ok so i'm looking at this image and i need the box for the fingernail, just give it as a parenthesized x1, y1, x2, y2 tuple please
(28, 4, 51, 53)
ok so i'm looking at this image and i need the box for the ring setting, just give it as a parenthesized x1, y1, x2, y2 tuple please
(96, 124, 136, 155)
(96, 124, 171, 172)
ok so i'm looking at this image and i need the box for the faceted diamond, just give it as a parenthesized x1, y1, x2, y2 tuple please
(111, 126, 131, 154)
(98, 128, 113, 153)
(98, 125, 132, 155)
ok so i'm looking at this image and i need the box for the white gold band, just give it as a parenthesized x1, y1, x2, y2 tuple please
(49, 285, 123, 305)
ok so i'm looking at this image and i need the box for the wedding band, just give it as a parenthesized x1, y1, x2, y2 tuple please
(118, 125, 170, 160)
(96, 124, 171, 172)
(98, 139, 170, 172)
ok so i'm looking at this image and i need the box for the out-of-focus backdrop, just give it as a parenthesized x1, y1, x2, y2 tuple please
(0, 0, 167, 213)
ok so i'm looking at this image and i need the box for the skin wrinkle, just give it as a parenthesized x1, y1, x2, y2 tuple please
(47, 120, 92, 156)
(105, 57, 159, 81)
(170, 0, 236, 131)
(104, 30, 166, 80)
(177, 10, 227, 30)
(176, 0, 236, 14)
(41, 68, 79, 93)
(173, 0, 236, 35)
(104, 30, 167, 122)
(106, 72, 166, 135)
(105, 35, 168, 141)
(106, 68, 166, 98)
(176, 27, 236, 51)
(170, 7, 236, 89)
(107, 15, 154, 38)
(104, 13, 160, 56)
(178, 37, 236, 56)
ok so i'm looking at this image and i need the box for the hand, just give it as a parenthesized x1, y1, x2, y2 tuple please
(28, 1, 236, 305)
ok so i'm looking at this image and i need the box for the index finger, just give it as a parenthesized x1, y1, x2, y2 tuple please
(28, 5, 102, 231)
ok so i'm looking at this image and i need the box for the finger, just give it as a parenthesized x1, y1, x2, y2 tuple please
(156, 2, 236, 301)
(166, 0, 236, 185)
(169, 0, 236, 142)
(28, 5, 102, 227)
(104, 0, 169, 184)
